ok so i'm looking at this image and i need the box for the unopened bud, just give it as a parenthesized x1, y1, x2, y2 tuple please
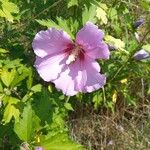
(20, 142, 29, 150)
(133, 49, 149, 60)
(133, 19, 144, 29)
(35, 146, 44, 150)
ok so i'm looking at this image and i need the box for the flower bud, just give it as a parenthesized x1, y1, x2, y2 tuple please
(20, 142, 29, 150)
(133, 49, 149, 60)
(133, 19, 144, 29)
(35, 146, 44, 150)
(134, 32, 141, 42)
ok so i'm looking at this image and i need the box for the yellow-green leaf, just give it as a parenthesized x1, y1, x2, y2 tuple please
(14, 103, 40, 141)
(112, 90, 117, 103)
(64, 103, 74, 111)
(105, 35, 126, 51)
(0, 48, 8, 54)
(142, 44, 150, 53)
(41, 133, 84, 150)
(0, 0, 19, 22)
(96, 4, 108, 24)
(2, 97, 20, 124)
(68, 0, 78, 8)
(1, 68, 16, 87)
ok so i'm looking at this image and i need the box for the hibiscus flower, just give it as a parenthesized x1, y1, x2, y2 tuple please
(32, 22, 110, 96)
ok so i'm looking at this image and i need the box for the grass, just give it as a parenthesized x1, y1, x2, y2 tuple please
(69, 100, 150, 150)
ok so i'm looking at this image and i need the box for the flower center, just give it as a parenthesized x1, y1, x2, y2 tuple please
(66, 44, 84, 65)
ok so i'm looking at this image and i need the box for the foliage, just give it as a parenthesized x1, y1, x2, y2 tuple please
(0, 0, 19, 22)
(0, 0, 150, 149)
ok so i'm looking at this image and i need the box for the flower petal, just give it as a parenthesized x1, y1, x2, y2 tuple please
(35, 53, 67, 82)
(78, 58, 106, 93)
(32, 28, 73, 58)
(76, 22, 104, 49)
(86, 42, 110, 59)
(69, 56, 106, 93)
(53, 56, 106, 96)
(84, 71, 106, 93)
(53, 66, 78, 96)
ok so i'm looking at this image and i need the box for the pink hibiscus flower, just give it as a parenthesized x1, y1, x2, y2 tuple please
(32, 22, 110, 96)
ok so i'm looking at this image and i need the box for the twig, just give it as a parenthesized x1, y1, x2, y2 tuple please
(141, 78, 145, 102)
(33, 0, 63, 19)
(19, 0, 63, 29)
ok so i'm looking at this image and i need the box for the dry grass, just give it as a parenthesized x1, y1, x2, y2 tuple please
(69, 101, 150, 150)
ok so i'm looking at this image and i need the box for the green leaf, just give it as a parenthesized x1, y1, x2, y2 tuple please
(14, 103, 40, 141)
(1, 68, 16, 87)
(57, 17, 74, 39)
(0, 0, 19, 22)
(96, 7, 107, 24)
(11, 72, 28, 87)
(105, 35, 126, 52)
(3, 104, 20, 124)
(68, 0, 78, 8)
(68, 18, 79, 34)
(140, 1, 150, 12)
(0, 48, 8, 54)
(0, 81, 3, 92)
(31, 84, 42, 93)
(108, 8, 118, 21)
(88, 0, 102, 7)
(33, 88, 53, 124)
(11, 66, 32, 88)
(96, 3, 108, 25)
(41, 133, 84, 150)
(64, 103, 74, 111)
(142, 44, 150, 52)
(92, 93, 103, 109)
(82, 5, 97, 25)
(2, 97, 20, 124)
(36, 19, 60, 29)
(2, 59, 22, 68)
(36, 18, 74, 39)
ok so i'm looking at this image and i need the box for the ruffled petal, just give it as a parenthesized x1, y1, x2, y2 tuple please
(76, 22, 109, 59)
(32, 28, 73, 58)
(35, 53, 67, 82)
(67, 59, 87, 92)
(53, 66, 78, 96)
(76, 22, 104, 49)
(71, 57, 106, 93)
(86, 42, 110, 59)
(83, 70, 106, 93)
(61, 56, 105, 94)
(52, 56, 105, 96)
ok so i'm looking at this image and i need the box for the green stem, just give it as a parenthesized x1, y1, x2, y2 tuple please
(109, 28, 150, 82)
(102, 87, 106, 104)
(66, 96, 71, 103)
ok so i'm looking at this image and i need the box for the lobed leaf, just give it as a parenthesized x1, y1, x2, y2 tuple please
(2, 97, 20, 124)
(14, 103, 40, 142)
(0, 0, 19, 22)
